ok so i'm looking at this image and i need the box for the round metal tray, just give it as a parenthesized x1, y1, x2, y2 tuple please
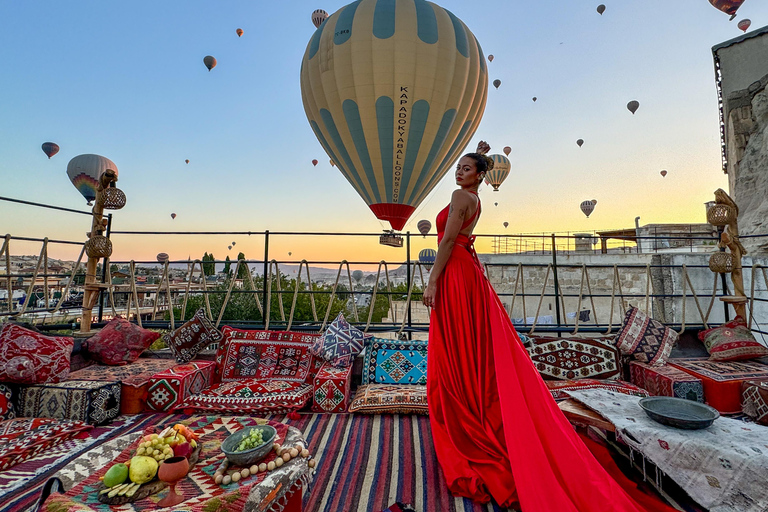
(638, 396, 719, 430)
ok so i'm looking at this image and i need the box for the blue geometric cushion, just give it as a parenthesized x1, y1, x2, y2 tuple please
(311, 313, 366, 367)
(362, 338, 428, 385)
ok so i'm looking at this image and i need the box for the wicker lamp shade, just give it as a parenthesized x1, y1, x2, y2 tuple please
(101, 187, 126, 210)
(85, 235, 113, 258)
(707, 204, 735, 226)
(709, 251, 734, 273)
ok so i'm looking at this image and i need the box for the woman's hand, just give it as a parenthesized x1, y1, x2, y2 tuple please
(423, 281, 437, 309)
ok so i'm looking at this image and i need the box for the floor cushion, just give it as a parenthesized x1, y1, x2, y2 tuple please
(545, 379, 649, 402)
(348, 384, 428, 414)
(741, 380, 768, 425)
(162, 308, 223, 363)
(17, 380, 121, 425)
(614, 307, 677, 366)
(311, 313, 366, 367)
(527, 336, 621, 380)
(699, 316, 768, 362)
(362, 338, 428, 385)
(84, 317, 160, 365)
(0, 323, 74, 384)
(145, 361, 217, 412)
(629, 361, 704, 402)
(0, 417, 92, 471)
(312, 363, 353, 413)
(175, 378, 312, 414)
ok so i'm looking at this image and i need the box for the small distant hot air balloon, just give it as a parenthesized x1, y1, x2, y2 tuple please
(228, 245, 232, 250)
(532, 97, 537, 102)
(232, 241, 236, 246)
(660, 170, 668, 177)
(493, 79, 501, 89)
(203, 56, 217, 71)
(42, 142, 60, 159)
(580, 200, 596, 218)
(66, 154, 119, 205)
(488, 55, 494, 62)
(329, 159, 335, 167)
(352, 270, 364, 283)
(311, 9, 329, 28)
(503, 146, 511, 156)
(236, 28, 244, 37)
(288, 252, 292, 256)
(312, 159, 318, 166)
(494, 202, 498, 207)
(503, 221, 509, 229)
(171, 213, 176, 219)
(157, 253, 169, 264)
(591, 199, 597, 205)
(738, 19, 751, 32)
(417, 219, 431, 237)
(627, 100, 640, 114)
(576, 139, 584, 147)
(485, 154, 511, 191)
(709, 0, 745, 18)
(185, 159, 189, 164)
(597, 4, 606, 15)
(419, 248, 437, 269)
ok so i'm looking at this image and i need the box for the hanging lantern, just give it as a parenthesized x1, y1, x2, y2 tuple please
(709, 252, 734, 273)
(707, 204, 735, 226)
(85, 236, 113, 258)
(100, 187, 126, 210)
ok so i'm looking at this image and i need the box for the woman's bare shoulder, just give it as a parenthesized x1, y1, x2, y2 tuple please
(450, 188, 474, 204)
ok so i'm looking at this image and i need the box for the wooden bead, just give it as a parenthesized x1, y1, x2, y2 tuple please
(258, 463, 267, 472)
(231, 472, 241, 483)
(214, 474, 223, 484)
(294, 443, 304, 451)
(308, 459, 316, 468)
(282, 453, 291, 462)
(289, 448, 299, 458)
(222, 475, 232, 485)
(273, 443, 281, 452)
(241, 468, 250, 478)
(250, 465, 258, 474)
(301, 449, 309, 458)
(267, 461, 275, 471)
(275, 457, 284, 467)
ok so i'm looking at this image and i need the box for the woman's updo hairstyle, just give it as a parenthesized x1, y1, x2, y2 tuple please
(463, 153, 494, 175)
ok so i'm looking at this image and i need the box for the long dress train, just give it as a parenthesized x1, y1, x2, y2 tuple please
(427, 195, 665, 511)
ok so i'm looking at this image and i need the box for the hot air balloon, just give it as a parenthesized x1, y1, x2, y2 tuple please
(738, 19, 751, 32)
(419, 248, 437, 269)
(597, 4, 606, 15)
(660, 170, 668, 177)
(312, 9, 329, 28)
(591, 199, 597, 205)
(288, 252, 292, 256)
(493, 79, 501, 89)
(66, 154, 119, 205)
(352, 270, 364, 283)
(171, 213, 176, 219)
(232, 241, 236, 246)
(580, 200, 595, 218)
(417, 219, 431, 237)
(203, 55, 217, 71)
(627, 100, 640, 114)
(157, 253, 169, 264)
(41, 142, 60, 159)
(494, 202, 498, 207)
(503, 146, 511, 156)
(228, 245, 232, 250)
(576, 139, 584, 147)
(532, 97, 537, 102)
(185, 159, 189, 164)
(312, 159, 318, 166)
(503, 221, 509, 229)
(236, 28, 244, 37)
(330, 159, 335, 167)
(300, 0, 488, 231)
(485, 154, 511, 191)
(709, 0, 745, 18)
(488, 54, 494, 62)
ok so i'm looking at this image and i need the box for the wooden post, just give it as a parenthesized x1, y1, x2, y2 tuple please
(713, 188, 748, 319)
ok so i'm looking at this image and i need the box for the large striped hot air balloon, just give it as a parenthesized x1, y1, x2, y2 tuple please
(300, 0, 488, 231)
(484, 154, 510, 191)
(419, 248, 437, 269)
(709, 0, 745, 18)
(66, 154, 119, 205)
(417, 219, 431, 237)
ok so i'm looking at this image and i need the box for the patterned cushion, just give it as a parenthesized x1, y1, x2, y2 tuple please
(311, 313, 366, 367)
(362, 338, 428, 385)
(698, 316, 768, 362)
(85, 317, 160, 365)
(0, 384, 14, 420)
(162, 308, 223, 363)
(175, 378, 312, 414)
(216, 327, 318, 383)
(0, 417, 92, 471)
(527, 336, 620, 380)
(0, 323, 74, 384)
(545, 379, 650, 402)
(348, 384, 428, 414)
(18, 380, 122, 425)
(614, 307, 677, 366)
(741, 380, 768, 425)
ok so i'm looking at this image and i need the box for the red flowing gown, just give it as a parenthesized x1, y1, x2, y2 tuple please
(427, 195, 656, 511)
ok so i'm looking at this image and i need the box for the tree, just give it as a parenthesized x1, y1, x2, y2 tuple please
(110, 264, 119, 273)
(236, 252, 249, 279)
(223, 256, 232, 277)
(202, 253, 215, 276)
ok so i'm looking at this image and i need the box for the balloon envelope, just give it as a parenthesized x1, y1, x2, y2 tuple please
(185, 159, 189, 164)
(312, 9, 329, 28)
(42, 142, 60, 159)
(627, 100, 640, 114)
(236, 28, 244, 37)
(709, 0, 745, 16)
(171, 213, 176, 219)
(352, 270, 364, 282)
(66, 154, 119, 205)
(597, 4, 606, 14)
(156, 253, 169, 264)
(580, 200, 595, 218)
(503, 221, 509, 228)
(329, 159, 335, 167)
(738, 19, 751, 32)
(312, 159, 318, 166)
(532, 97, 537, 102)
(486, 154, 511, 191)
(503, 146, 511, 156)
(419, 248, 437, 267)
(417, 219, 431, 237)
(488, 54, 494, 62)
(576, 139, 584, 147)
(660, 170, 667, 177)
(300, 0, 488, 231)
(591, 199, 597, 205)
(493, 79, 501, 89)
(203, 55, 217, 71)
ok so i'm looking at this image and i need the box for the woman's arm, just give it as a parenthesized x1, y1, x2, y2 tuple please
(422, 190, 471, 308)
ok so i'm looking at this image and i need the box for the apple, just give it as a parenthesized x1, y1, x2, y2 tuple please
(173, 441, 193, 459)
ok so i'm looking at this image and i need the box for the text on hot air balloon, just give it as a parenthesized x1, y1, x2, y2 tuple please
(334, 29, 350, 37)
(393, 86, 409, 203)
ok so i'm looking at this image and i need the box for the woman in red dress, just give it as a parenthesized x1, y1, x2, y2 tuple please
(422, 143, 661, 511)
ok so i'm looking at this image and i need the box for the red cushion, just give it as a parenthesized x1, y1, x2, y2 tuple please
(698, 316, 768, 362)
(85, 317, 160, 365)
(162, 308, 223, 363)
(0, 323, 73, 384)
(175, 378, 312, 414)
(0, 384, 14, 420)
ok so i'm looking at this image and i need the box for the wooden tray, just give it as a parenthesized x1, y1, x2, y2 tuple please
(97, 444, 201, 505)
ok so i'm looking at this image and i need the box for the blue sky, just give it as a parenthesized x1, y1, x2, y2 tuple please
(0, 0, 765, 262)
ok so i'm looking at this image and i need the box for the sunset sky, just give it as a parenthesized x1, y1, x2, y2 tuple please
(1, 0, 765, 265)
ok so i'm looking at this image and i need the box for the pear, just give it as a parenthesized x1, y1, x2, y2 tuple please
(103, 463, 129, 487)
(129, 456, 159, 484)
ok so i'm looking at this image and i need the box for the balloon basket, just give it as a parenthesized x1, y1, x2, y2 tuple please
(380, 231, 403, 248)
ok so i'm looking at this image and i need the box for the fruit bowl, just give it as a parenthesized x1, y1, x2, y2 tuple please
(221, 425, 277, 466)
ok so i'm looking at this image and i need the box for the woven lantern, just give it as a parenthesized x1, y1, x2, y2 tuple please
(85, 235, 113, 258)
(101, 187, 126, 210)
(707, 204, 735, 226)
(709, 251, 734, 273)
